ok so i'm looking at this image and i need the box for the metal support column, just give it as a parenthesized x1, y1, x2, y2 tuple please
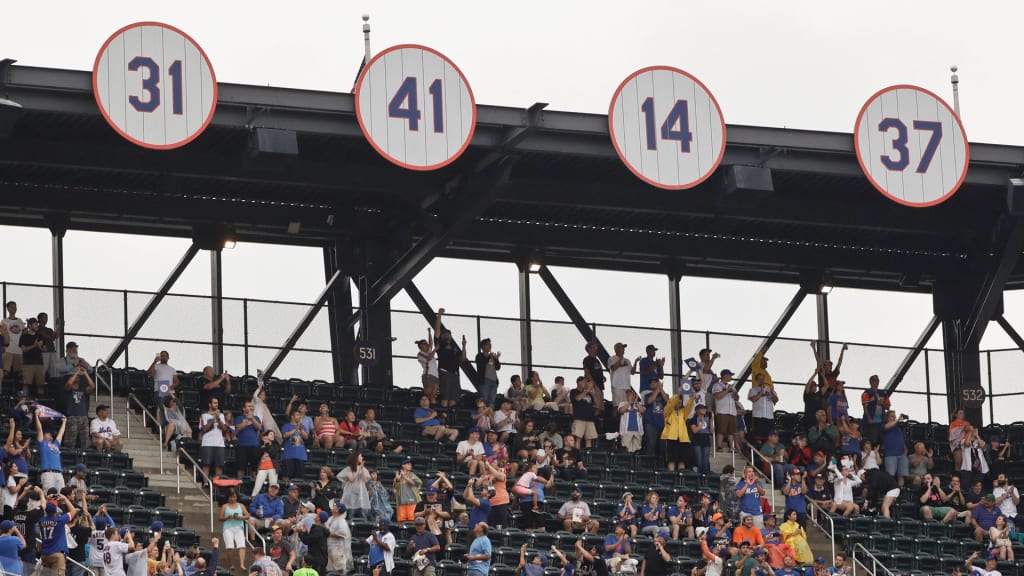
(361, 242, 394, 388)
(735, 287, 808, 390)
(49, 221, 66, 353)
(210, 249, 224, 373)
(815, 293, 830, 363)
(668, 270, 683, 391)
(517, 262, 533, 379)
(536, 265, 609, 366)
(107, 243, 201, 367)
(263, 270, 344, 379)
(324, 242, 357, 384)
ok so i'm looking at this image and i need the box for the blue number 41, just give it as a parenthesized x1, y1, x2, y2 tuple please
(640, 98, 692, 153)
(388, 77, 444, 133)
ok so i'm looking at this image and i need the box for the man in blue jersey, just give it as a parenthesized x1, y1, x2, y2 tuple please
(39, 492, 78, 576)
(465, 522, 492, 576)
(0, 519, 25, 576)
(463, 478, 494, 528)
(36, 411, 67, 492)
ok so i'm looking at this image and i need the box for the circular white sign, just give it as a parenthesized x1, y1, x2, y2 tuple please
(609, 66, 726, 190)
(854, 85, 969, 207)
(93, 22, 218, 150)
(355, 44, 477, 171)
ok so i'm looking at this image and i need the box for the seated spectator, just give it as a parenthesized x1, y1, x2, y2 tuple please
(551, 376, 572, 414)
(988, 436, 1012, 479)
(971, 494, 1004, 543)
(759, 430, 786, 482)
(775, 555, 802, 576)
(312, 403, 339, 449)
(89, 405, 122, 451)
(359, 408, 399, 454)
(526, 372, 560, 412)
(787, 436, 812, 470)
(827, 552, 850, 576)
(965, 550, 1003, 576)
(729, 541, 757, 576)
(947, 475, 972, 523)
(965, 478, 986, 512)
(617, 492, 639, 537)
(990, 515, 1015, 561)
(993, 474, 1019, 525)
(457, 430, 486, 475)
(764, 528, 795, 569)
(639, 491, 665, 536)
(779, 509, 813, 565)
(248, 483, 284, 532)
(806, 472, 833, 512)
(507, 375, 530, 413)
(554, 434, 587, 481)
(807, 411, 837, 458)
(667, 495, 693, 540)
(337, 410, 365, 451)
(558, 487, 599, 533)
(483, 430, 508, 463)
(602, 523, 636, 573)
(493, 399, 518, 443)
(538, 423, 563, 450)
(917, 473, 964, 524)
(512, 420, 541, 462)
(471, 398, 494, 432)
(732, 514, 764, 548)
(829, 464, 861, 517)
(414, 396, 458, 442)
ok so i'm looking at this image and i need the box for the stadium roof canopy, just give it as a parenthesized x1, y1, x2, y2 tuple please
(5, 61, 1024, 294)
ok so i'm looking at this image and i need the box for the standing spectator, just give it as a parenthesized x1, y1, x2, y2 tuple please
(417, 330, 439, 403)
(859, 468, 899, 518)
(58, 341, 92, 377)
(618, 388, 645, 453)
(582, 342, 606, 391)
(644, 379, 669, 458)
(219, 489, 250, 571)
(860, 376, 889, 445)
(788, 436, 812, 470)
(408, 516, 441, 576)
(200, 398, 229, 480)
(415, 395, 459, 442)
(881, 411, 909, 486)
(433, 309, 465, 409)
(235, 401, 263, 478)
(367, 519, 396, 576)
(718, 465, 740, 521)
(465, 522, 492, 576)
(747, 373, 778, 444)
(475, 338, 501, 408)
(608, 343, 635, 406)
(827, 381, 849, 423)
(464, 478, 494, 529)
(90, 404, 123, 451)
(35, 313, 63, 379)
(662, 386, 696, 471)
(200, 368, 232, 425)
(393, 458, 423, 522)
(801, 370, 827, 434)
(988, 436, 1012, 480)
(39, 492, 77, 576)
(1, 302, 24, 379)
(571, 376, 601, 449)
(517, 543, 549, 576)
(36, 411, 67, 492)
(296, 511, 330, 576)
(641, 529, 673, 576)
(807, 411, 837, 459)
(689, 403, 712, 473)
(248, 424, 276, 494)
(268, 526, 295, 575)
(751, 346, 773, 388)
(637, 345, 664, 394)
(281, 410, 310, 483)
(0, 519, 25, 576)
(63, 366, 94, 449)
(337, 452, 371, 519)
(19, 318, 46, 396)
(148, 351, 180, 400)
(712, 369, 740, 452)
(735, 467, 767, 527)
(993, 474, 1019, 525)
(782, 469, 808, 527)
(325, 502, 352, 576)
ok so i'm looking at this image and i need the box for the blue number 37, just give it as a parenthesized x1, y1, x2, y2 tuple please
(878, 118, 943, 173)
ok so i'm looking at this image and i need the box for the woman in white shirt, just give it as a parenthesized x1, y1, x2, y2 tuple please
(3, 461, 24, 514)
(830, 465, 862, 517)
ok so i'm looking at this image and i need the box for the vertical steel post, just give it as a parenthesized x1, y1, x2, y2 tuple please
(210, 249, 224, 373)
(518, 263, 533, 379)
(668, 271, 683, 391)
(50, 228, 66, 353)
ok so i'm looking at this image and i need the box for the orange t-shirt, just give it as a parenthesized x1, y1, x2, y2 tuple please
(732, 524, 765, 547)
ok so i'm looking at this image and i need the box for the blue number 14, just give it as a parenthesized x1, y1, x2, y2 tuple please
(388, 77, 445, 133)
(640, 99, 693, 153)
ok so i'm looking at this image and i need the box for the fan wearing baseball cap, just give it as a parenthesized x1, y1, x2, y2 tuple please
(0, 519, 24, 575)
(637, 344, 664, 394)
(39, 491, 77, 576)
(608, 342, 635, 406)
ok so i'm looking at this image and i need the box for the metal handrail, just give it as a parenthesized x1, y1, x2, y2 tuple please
(176, 445, 215, 532)
(806, 497, 836, 568)
(126, 393, 164, 474)
(741, 440, 777, 512)
(852, 542, 896, 576)
(94, 358, 115, 419)
(66, 554, 98, 576)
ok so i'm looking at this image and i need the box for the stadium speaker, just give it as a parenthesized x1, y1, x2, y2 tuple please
(720, 165, 774, 208)
(249, 127, 299, 156)
(1008, 178, 1024, 215)
(0, 98, 23, 138)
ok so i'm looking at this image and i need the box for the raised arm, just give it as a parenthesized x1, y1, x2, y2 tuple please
(462, 481, 481, 507)
(56, 416, 67, 444)
(34, 412, 43, 442)
(834, 344, 848, 371)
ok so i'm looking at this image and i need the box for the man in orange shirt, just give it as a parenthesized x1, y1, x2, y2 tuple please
(731, 514, 765, 548)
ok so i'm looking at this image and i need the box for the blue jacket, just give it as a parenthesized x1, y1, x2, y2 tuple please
(249, 494, 284, 520)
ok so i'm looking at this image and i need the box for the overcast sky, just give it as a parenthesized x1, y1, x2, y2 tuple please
(5, 1, 1024, 422)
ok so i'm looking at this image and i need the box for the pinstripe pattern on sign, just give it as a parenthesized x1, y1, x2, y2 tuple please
(92, 22, 217, 150)
(355, 44, 476, 171)
(854, 85, 969, 207)
(608, 66, 726, 190)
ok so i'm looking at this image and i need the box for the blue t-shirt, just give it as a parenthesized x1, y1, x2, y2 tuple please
(300, 416, 314, 437)
(235, 414, 262, 447)
(828, 393, 848, 422)
(602, 534, 627, 558)
(644, 393, 666, 429)
(281, 424, 308, 461)
(624, 406, 642, 432)
(639, 504, 661, 530)
(39, 513, 70, 555)
(368, 531, 387, 566)
(0, 535, 22, 574)
(39, 439, 61, 471)
(638, 358, 662, 393)
(783, 481, 807, 514)
(776, 569, 800, 576)
(414, 407, 440, 429)
(468, 535, 492, 575)
(736, 480, 763, 515)
(667, 505, 689, 524)
(881, 425, 906, 457)
(469, 498, 492, 527)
